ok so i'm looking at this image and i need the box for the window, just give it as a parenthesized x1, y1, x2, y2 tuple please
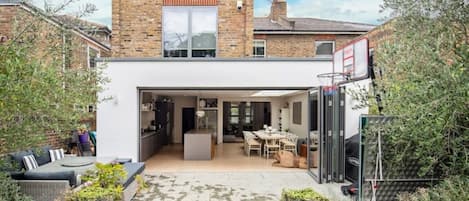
(253, 40, 266, 58)
(315, 41, 334, 57)
(88, 46, 99, 68)
(163, 7, 217, 58)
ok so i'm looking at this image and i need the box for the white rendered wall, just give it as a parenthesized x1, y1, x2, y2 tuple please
(97, 60, 332, 162)
(286, 92, 309, 138)
(344, 79, 371, 139)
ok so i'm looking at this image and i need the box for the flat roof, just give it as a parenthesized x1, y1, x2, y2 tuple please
(96, 57, 333, 62)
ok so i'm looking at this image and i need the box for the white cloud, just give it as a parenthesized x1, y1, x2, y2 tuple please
(286, 0, 387, 24)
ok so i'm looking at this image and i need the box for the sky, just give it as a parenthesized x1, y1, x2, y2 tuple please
(37, 0, 388, 27)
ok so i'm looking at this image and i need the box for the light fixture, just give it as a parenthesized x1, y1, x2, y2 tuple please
(196, 110, 205, 117)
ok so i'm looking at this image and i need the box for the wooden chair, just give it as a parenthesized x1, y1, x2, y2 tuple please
(281, 133, 298, 155)
(264, 138, 280, 159)
(243, 131, 261, 157)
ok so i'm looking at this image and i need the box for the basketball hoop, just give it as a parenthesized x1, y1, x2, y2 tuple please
(317, 72, 345, 96)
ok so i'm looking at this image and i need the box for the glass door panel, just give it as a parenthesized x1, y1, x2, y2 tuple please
(308, 88, 321, 182)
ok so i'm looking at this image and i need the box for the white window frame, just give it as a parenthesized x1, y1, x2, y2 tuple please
(315, 41, 335, 57)
(253, 39, 266, 58)
(87, 45, 101, 69)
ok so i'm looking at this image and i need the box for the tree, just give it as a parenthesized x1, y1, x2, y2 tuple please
(0, 1, 107, 199)
(368, 0, 468, 178)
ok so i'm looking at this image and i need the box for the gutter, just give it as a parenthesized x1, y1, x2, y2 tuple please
(254, 31, 370, 35)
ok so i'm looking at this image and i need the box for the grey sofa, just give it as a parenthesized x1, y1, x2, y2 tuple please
(3, 147, 145, 201)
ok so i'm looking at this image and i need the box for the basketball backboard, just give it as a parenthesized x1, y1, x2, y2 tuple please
(333, 38, 369, 82)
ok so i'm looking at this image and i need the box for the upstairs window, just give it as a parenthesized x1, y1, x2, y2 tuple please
(88, 46, 99, 68)
(315, 41, 335, 57)
(163, 7, 217, 58)
(253, 40, 266, 58)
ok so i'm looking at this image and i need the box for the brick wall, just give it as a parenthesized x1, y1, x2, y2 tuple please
(112, 0, 253, 58)
(255, 34, 360, 58)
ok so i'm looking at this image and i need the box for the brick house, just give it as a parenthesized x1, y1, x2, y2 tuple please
(253, 0, 374, 58)
(111, 0, 373, 58)
(0, 0, 111, 69)
(98, 0, 374, 184)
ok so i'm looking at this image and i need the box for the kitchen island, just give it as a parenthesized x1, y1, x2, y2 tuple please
(184, 129, 216, 160)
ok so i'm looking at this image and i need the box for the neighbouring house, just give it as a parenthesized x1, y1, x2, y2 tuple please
(97, 0, 373, 185)
(253, 0, 374, 58)
(0, 0, 111, 147)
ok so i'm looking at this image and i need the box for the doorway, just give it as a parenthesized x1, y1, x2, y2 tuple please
(182, 108, 195, 144)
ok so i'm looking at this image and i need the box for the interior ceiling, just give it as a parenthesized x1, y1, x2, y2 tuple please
(141, 90, 307, 98)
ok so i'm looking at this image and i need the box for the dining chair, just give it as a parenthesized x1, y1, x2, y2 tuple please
(243, 131, 261, 157)
(264, 138, 280, 159)
(281, 134, 298, 155)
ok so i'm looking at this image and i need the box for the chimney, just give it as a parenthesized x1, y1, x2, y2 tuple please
(269, 0, 287, 21)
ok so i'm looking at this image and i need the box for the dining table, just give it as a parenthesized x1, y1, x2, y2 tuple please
(252, 131, 287, 141)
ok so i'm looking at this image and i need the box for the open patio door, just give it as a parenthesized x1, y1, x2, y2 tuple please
(307, 88, 321, 182)
(315, 86, 346, 183)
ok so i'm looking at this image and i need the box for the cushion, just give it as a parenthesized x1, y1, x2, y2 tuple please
(122, 162, 145, 188)
(33, 146, 52, 166)
(49, 149, 64, 162)
(24, 170, 77, 186)
(8, 150, 33, 171)
(22, 155, 39, 170)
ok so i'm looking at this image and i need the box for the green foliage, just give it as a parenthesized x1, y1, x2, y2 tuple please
(0, 1, 108, 155)
(66, 163, 126, 201)
(0, 172, 31, 201)
(135, 174, 148, 192)
(281, 188, 329, 201)
(398, 176, 469, 201)
(352, 0, 469, 178)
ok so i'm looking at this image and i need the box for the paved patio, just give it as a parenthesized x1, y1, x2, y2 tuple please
(132, 172, 351, 201)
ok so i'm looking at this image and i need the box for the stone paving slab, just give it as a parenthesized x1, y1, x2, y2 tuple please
(132, 172, 352, 201)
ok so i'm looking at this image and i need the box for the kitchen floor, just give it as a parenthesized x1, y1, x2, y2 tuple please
(144, 143, 304, 172)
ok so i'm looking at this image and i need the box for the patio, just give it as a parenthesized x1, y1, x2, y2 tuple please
(132, 172, 351, 201)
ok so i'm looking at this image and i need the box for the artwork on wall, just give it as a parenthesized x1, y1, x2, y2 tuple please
(293, 102, 302, 124)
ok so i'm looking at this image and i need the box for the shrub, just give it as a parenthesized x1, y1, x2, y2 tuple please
(66, 163, 126, 201)
(281, 188, 329, 201)
(398, 176, 469, 201)
(0, 172, 31, 201)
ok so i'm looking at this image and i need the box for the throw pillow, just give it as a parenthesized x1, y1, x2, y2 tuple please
(33, 146, 52, 166)
(22, 155, 39, 170)
(49, 149, 64, 162)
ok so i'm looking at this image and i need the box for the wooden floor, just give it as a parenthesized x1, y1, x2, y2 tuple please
(144, 143, 305, 172)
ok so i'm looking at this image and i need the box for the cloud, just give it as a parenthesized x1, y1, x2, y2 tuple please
(255, 0, 389, 25)
(32, 0, 112, 27)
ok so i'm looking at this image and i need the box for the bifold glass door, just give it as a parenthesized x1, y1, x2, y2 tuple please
(309, 86, 346, 183)
(307, 89, 321, 182)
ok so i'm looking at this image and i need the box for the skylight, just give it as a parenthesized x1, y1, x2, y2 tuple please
(251, 90, 299, 97)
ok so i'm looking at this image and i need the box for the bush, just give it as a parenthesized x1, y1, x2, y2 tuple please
(0, 172, 31, 201)
(281, 188, 329, 201)
(398, 176, 469, 201)
(66, 163, 126, 201)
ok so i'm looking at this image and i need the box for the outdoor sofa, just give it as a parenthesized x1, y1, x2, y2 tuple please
(2, 146, 145, 201)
